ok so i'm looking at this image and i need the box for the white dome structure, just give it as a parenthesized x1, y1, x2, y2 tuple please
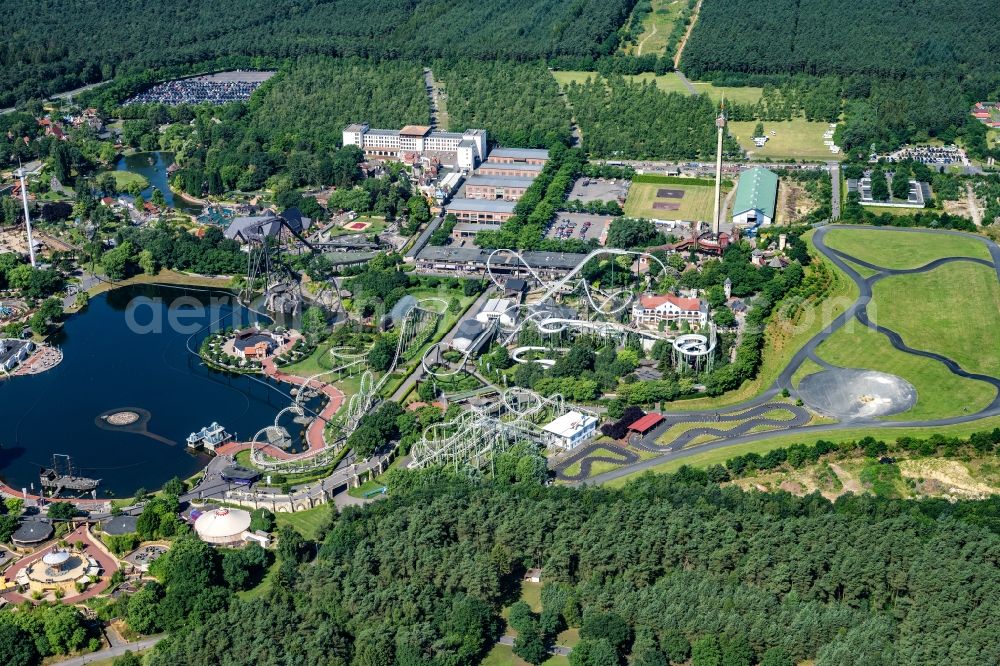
(194, 508, 252, 545)
(42, 550, 71, 567)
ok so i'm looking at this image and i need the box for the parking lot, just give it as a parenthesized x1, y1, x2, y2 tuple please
(546, 213, 613, 244)
(569, 178, 629, 203)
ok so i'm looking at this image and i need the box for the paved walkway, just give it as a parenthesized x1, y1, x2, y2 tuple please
(213, 338, 345, 462)
(1, 525, 119, 605)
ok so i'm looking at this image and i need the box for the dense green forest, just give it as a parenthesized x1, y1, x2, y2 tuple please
(565, 76, 742, 159)
(680, 0, 1000, 154)
(247, 59, 429, 154)
(438, 61, 573, 148)
(144, 468, 1000, 665)
(0, 0, 636, 107)
(681, 0, 1000, 83)
(115, 59, 428, 194)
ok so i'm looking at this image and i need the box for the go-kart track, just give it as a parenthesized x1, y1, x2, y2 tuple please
(559, 225, 1000, 486)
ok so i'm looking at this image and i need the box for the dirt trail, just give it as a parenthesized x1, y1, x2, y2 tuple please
(673, 0, 703, 69)
(637, 23, 658, 56)
(966, 183, 983, 226)
(830, 463, 861, 494)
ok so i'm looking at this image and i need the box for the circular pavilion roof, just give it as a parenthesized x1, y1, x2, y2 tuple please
(194, 507, 251, 540)
(42, 550, 71, 566)
(12, 520, 54, 544)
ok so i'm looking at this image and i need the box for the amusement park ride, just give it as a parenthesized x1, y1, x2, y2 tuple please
(236, 106, 735, 475)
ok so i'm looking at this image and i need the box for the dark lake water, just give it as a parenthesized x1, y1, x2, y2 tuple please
(0, 284, 312, 497)
(113, 152, 202, 214)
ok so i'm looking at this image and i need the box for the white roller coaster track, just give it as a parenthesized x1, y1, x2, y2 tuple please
(408, 387, 596, 470)
(248, 298, 447, 471)
(486, 248, 671, 316)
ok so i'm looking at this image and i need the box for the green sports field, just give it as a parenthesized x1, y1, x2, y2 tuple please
(823, 228, 991, 269)
(624, 179, 724, 222)
(728, 119, 842, 161)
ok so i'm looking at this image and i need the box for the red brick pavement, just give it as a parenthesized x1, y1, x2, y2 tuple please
(1, 525, 120, 605)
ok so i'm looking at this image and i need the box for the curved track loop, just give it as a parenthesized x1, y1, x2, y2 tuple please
(409, 388, 593, 470)
(487, 248, 671, 316)
(576, 225, 1000, 487)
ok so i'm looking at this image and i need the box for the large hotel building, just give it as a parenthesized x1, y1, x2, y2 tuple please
(342, 124, 488, 170)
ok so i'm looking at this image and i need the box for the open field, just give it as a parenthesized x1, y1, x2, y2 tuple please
(728, 119, 842, 161)
(822, 228, 991, 269)
(604, 414, 1000, 487)
(815, 324, 997, 420)
(732, 454, 1000, 501)
(871, 262, 1000, 376)
(550, 70, 762, 105)
(480, 644, 568, 666)
(623, 0, 686, 56)
(623, 179, 722, 221)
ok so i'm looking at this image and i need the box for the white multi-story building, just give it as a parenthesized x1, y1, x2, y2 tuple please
(632, 294, 708, 327)
(343, 124, 487, 170)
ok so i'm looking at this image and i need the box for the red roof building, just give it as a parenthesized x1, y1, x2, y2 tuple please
(632, 293, 708, 327)
(628, 413, 664, 434)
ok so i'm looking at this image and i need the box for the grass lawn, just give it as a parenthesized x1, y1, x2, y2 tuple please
(551, 70, 601, 88)
(624, 179, 723, 222)
(841, 258, 879, 279)
(791, 358, 824, 388)
(822, 228, 991, 269)
(859, 204, 926, 217)
(520, 580, 543, 612)
(550, 70, 762, 106)
(605, 414, 1000, 487)
(622, 0, 686, 56)
(109, 169, 149, 190)
(275, 504, 331, 540)
(236, 557, 280, 601)
(728, 119, 842, 161)
(871, 262, 1000, 377)
(689, 82, 764, 106)
(83, 269, 232, 298)
(815, 324, 997, 420)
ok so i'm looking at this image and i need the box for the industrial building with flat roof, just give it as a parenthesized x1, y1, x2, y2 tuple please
(489, 148, 550, 165)
(476, 160, 546, 177)
(732, 167, 779, 228)
(343, 123, 487, 170)
(415, 245, 587, 279)
(445, 198, 517, 222)
(451, 222, 501, 242)
(464, 175, 536, 201)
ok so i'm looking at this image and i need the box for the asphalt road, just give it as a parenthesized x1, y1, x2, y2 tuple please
(828, 161, 841, 220)
(53, 636, 165, 665)
(585, 225, 1000, 486)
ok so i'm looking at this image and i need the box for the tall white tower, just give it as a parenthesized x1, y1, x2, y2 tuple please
(711, 99, 726, 237)
(16, 167, 37, 267)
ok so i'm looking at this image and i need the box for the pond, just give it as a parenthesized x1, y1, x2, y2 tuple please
(112, 152, 203, 214)
(0, 284, 318, 497)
